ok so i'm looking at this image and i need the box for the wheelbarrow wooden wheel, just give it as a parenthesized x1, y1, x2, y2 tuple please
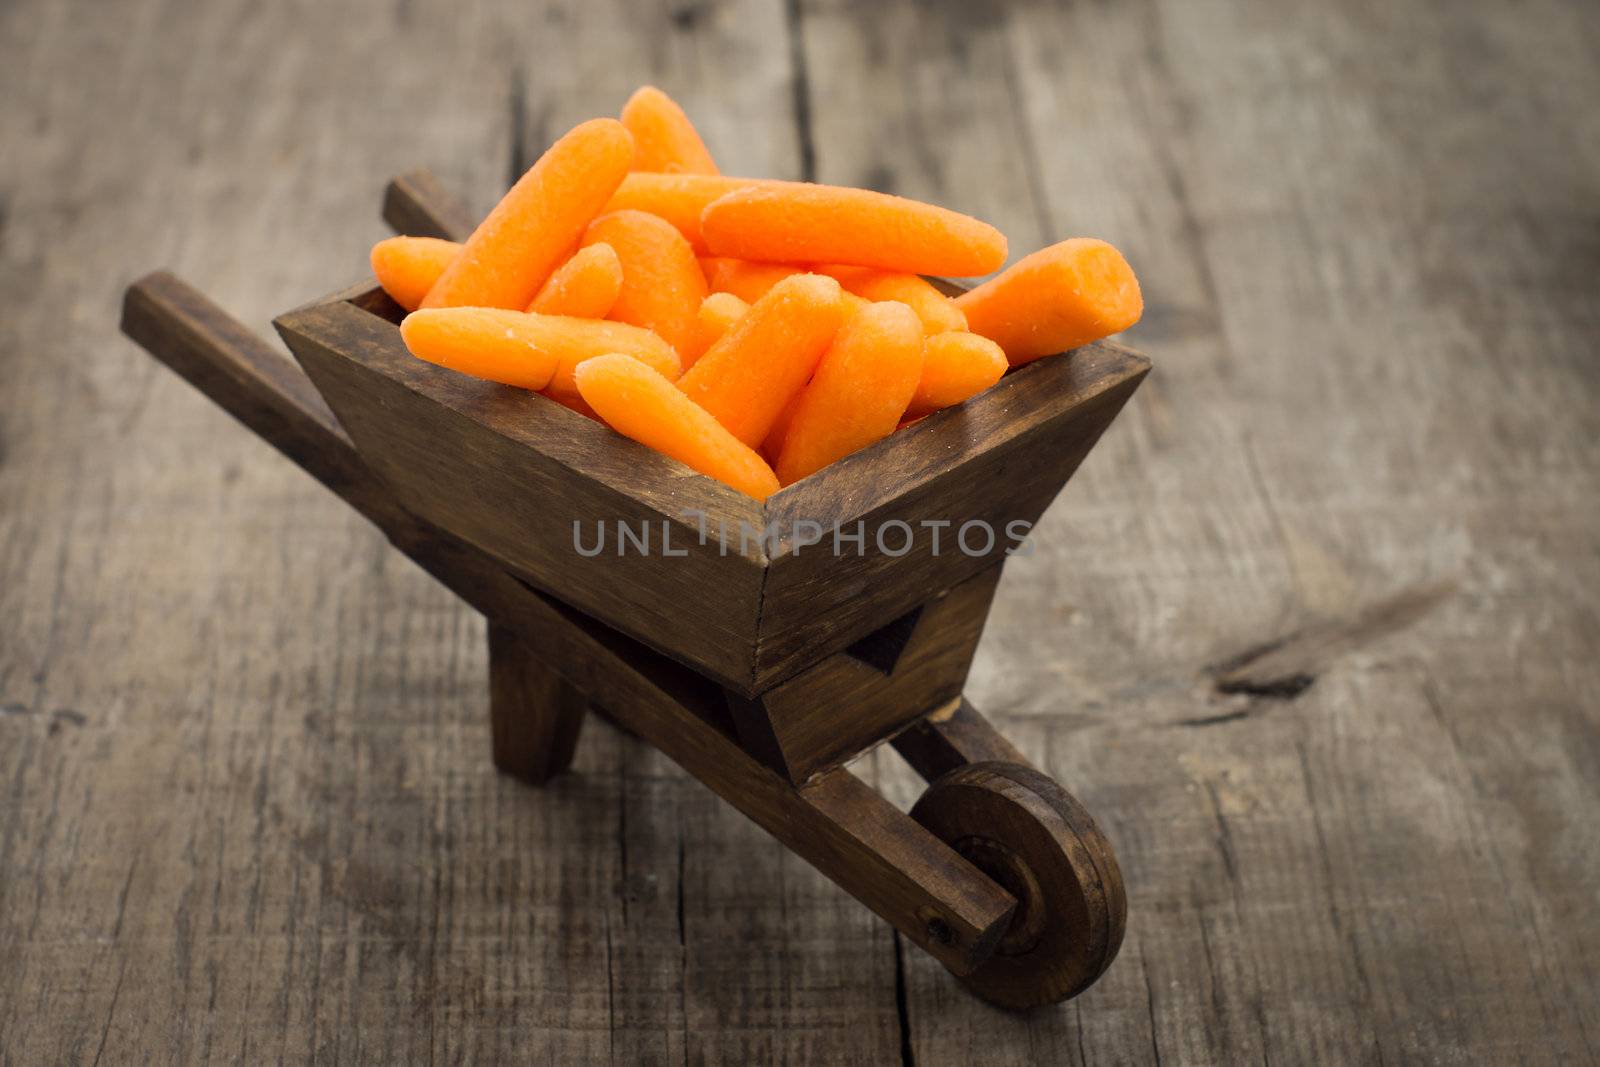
(910, 761, 1127, 1009)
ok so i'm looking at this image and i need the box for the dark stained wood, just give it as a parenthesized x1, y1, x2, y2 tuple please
(892, 697, 1031, 782)
(275, 295, 770, 693)
(486, 624, 587, 784)
(382, 168, 476, 242)
(730, 564, 1004, 782)
(758, 343, 1148, 688)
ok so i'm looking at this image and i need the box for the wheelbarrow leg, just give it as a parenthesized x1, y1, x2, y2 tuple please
(487, 623, 587, 785)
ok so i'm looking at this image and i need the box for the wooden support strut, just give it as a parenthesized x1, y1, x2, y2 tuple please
(488, 623, 588, 785)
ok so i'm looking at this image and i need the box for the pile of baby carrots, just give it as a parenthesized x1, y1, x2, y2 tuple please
(373, 87, 1142, 501)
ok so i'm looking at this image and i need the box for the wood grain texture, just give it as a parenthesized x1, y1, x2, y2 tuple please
(5, 0, 1600, 1063)
(801, 0, 1600, 1061)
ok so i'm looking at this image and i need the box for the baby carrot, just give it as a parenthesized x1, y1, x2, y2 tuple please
(602, 174, 760, 252)
(400, 307, 680, 396)
(620, 86, 719, 175)
(953, 238, 1143, 364)
(776, 302, 924, 486)
(676, 273, 844, 447)
(371, 236, 459, 312)
(701, 258, 802, 303)
(814, 264, 967, 334)
(528, 242, 624, 318)
(702, 260, 872, 321)
(684, 292, 749, 365)
(375, 235, 633, 319)
(908, 331, 1008, 415)
(583, 210, 706, 355)
(762, 291, 913, 463)
(701, 182, 1007, 276)
(421, 118, 634, 310)
(575, 353, 779, 501)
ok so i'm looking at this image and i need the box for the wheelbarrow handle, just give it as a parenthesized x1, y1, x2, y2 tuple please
(119, 272, 400, 529)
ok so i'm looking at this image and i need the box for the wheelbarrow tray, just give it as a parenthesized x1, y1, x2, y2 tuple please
(275, 287, 1146, 696)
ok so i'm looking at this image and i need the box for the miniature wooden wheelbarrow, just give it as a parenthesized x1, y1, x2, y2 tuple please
(120, 170, 1149, 1010)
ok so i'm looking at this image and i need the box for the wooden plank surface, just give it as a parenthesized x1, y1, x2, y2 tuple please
(3, 0, 1598, 1064)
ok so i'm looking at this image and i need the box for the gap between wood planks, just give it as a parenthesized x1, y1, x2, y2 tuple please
(783, 0, 817, 183)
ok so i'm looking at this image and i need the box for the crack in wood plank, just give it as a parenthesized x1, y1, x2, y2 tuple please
(1209, 582, 1455, 700)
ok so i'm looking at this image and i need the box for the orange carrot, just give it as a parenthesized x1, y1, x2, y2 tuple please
(371, 236, 460, 312)
(373, 235, 633, 319)
(620, 86, 719, 175)
(701, 258, 802, 303)
(602, 174, 760, 252)
(814, 264, 967, 334)
(575, 353, 779, 501)
(761, 292, 911, 457)
(528, 242, 624, 318)
(583, 210, 706, 354)
(841, 292, 872, 318)
(953, 238, 1142, 364)
(676, 273, 844, 447)
(684, 292, 749, 365)
(775, 302, 924, 485)
(908, 331, 1008, 415)
(421, 118, 633, 310)
(701, 259, 875, 322)
(701, 182, 1007, 276)
(400, 307, 680, 396)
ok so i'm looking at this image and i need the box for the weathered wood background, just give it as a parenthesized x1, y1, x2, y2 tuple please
(3, 0, 1598, 1062)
